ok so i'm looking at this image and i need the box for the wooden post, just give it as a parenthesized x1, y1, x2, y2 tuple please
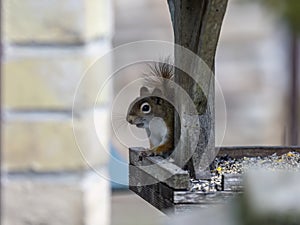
(0, 0, 3, 219)
(167, 0, 228, 178)
(289, 31, 299, 145)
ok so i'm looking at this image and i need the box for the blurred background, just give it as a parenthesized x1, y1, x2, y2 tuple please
(1, 0, 299, 225)
(111, 0, 298, 224)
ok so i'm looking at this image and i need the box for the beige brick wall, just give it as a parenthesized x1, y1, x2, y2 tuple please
(3, 109, 110, 172)
(3, 43, 111, 110)
(3, 0, 113, 44)
(2, 0, 113, 224)
(2, 169, 111, 225)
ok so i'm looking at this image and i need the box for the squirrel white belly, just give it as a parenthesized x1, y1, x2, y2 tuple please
(148, 117, 168, 148)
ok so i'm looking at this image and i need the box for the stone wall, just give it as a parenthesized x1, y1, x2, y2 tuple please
(2, 0, 113, 224)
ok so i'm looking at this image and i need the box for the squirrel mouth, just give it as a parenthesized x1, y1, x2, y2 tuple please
(136, 123, 144, 128)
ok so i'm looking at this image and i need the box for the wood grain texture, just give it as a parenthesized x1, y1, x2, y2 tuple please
(129, 165, 175, 212)
(174, 191, 241, 204)
(167, 0, 228, 178)
(222, 174, 244, 192)
(129, 148, 190, 189)
(217, 146, 300, 158)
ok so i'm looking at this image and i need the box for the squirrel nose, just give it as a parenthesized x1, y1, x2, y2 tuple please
(127, 115, 134, 124)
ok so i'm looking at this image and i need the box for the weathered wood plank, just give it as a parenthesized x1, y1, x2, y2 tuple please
(222, 174, 244, 192)
(130, 185, 174, 212)
(218, 146, 300, 158)
(129, 165, 174, 202)
(130, 146, 300, 166)
(174, 191, 241, 204)
(167, 0, 228, 179)
(129, 166, 175, 212)
(168, 0, 228, 69)
(173, 204, 211, 214)
(129, 148, 190, 189)
(130, 165, 241, 208)
(129, 146, 299, 213)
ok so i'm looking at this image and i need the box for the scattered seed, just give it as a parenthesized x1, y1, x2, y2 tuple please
(189, 152, 300, 192)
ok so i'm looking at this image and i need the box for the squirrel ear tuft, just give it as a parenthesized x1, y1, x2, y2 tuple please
(140, 86, 150, 96)
(152, 88, 163, 97)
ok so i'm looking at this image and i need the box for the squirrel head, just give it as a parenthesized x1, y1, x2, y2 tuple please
(126, 86, 173, 129)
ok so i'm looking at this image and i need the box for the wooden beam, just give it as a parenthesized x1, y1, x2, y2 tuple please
(222, 174, 244, 192)
(168, 0, 228, 70)
(174, 191, 241, 204)
(167, 0, 228, 178)
(288, 32, 299, 145)
(129, 166, 175, 212)
(0, 0, 3, 219)
(129, 148, 190, 190)
(217, 146, 300, 158)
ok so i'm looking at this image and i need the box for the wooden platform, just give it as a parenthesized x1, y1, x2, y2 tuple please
(129, 146, 300, 213)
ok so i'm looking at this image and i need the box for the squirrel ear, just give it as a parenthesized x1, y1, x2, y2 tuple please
(140, 87, 150, 96)
(152, 88, 163, 97)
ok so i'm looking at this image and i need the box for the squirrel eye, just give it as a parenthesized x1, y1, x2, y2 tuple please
(140, 102, 151, 114)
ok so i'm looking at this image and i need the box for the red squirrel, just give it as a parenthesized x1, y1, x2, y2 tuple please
(126, 62, 177, 156)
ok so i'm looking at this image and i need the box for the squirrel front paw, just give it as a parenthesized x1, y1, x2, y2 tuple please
(147, 146, 170, 156)
(139, 147, 162, 157)
(138, 145, 172, 159)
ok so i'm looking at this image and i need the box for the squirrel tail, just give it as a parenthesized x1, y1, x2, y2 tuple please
(143, 57, 174, 98)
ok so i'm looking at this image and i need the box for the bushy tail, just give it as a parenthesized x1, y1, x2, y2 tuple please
(143, 57, 174, 99)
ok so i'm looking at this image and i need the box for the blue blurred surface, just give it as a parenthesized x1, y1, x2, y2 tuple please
(109, 143, 128, 190)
